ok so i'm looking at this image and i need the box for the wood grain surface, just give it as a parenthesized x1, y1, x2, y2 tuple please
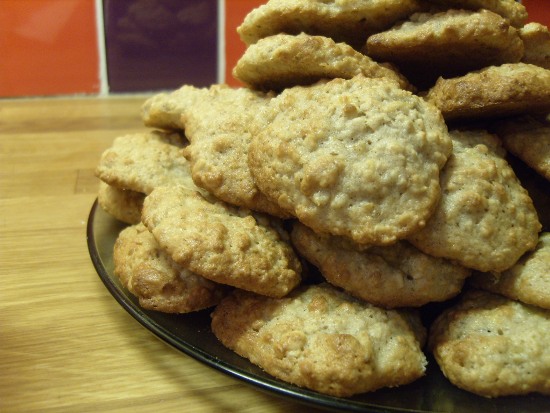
(0, 97, 326, 413)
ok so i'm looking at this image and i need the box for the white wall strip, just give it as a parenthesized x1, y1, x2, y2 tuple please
(94, 0, 109, 95)
(217, 0, 226, 84)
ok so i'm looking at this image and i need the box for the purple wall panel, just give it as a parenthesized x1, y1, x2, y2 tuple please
(104, 0, 218, 92)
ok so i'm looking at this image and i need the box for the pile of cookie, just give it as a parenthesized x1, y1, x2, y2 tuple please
(95, 0, 550, 400)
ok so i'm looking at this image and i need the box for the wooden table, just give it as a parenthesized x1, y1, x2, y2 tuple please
(0, 97, 326, 413)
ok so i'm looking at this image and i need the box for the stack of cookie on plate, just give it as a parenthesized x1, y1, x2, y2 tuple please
(95, 0, 550, 399)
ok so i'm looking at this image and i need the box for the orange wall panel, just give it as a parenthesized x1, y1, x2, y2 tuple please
(1, 0, 548, 96)
(0, 0, 100, 97)
(523, 1, 550, 27)
(225, 0, 266, 87)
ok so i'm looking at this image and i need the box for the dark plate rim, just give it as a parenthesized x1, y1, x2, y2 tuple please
(86, 199, 409, 413)
(86, 198, 550, 413)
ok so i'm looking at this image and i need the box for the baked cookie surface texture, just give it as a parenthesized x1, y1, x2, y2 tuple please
(234, 33, 410, 91)
(425, 63, 550, 121)
(519, 23, 550, 70)
(470, 232, 550, 310)
(248, 76, 452, 245)
(426, 0, 528, 27)
(181, 85, 287, 217)
(237, 0, 423, 49)
(97, 181, 144, 225)
(113, 223, 228, 313)
(408, 129, 541, 273)
(141, 84, 208, 130)
(95, 131, 200, 195)
(366, 9, 523, 86)
(492, 115, 550, 181)
(290, 222, 471, 308)
(429, 289, 550, 397)
(211, 283, 427, 397)
(141, 185, 301, 298)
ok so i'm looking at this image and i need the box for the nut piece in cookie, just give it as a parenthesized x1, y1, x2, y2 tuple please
(470, 232, 550, 310)
(211, 283, 427, 397)
(290, 222, 471, 308)
(181, 85, 288, 217)
(234, 33, 411, 92)
(492, 115, 550, 181)
(429, 289, 550, 397)
(408, 129, 541, 273)
(113, 223, 228, 313)
(365, 9, 523, 89)
(425, 63, 550, 121)
(141, 185, 301, 298)
(141, 84, 208, 131)
(237, 0, 423, 49)
(97, 181, 144, 225)
(426, 0, 528, 28)
(248, 76, 452, 245)
(95, 130, 203, 196)
(519, 23, 550, 70)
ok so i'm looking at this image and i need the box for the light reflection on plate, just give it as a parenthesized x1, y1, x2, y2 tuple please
(87, 190, 550, 413)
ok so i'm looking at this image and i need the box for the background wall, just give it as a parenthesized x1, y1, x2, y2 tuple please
(0, 0, 547, 98)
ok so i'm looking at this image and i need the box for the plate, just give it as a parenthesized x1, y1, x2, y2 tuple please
(87, 176, 550, 413)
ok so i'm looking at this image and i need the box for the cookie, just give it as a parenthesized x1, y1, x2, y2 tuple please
(233, 33, 411, 91)
(492, 115, 550, 181)
(426, 0, 528, 28)
(180, 85, 288, 217)
(290, 222, 471, 308)
(470, 232, 550, 310)
(211, 283, 427, 397)
(248, 75, 452, 245)
(97, 181, 144, 225)
(408, 129, 541, 273)
(95, 130, 203, 195)
(237, 0, 423, 49)
(141, 84, 208, 130)
(519, 23, 550, 70)
(365, 9, 523, 88)
(425, 63, 550, 121)
(141, 185, 302, 297)
(429, 289, 550, 397)
(113, 223, 228, 313)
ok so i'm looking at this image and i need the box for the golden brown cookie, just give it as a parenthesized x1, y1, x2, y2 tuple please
(506, 146, 550, 232)
(470, 232, 550, 310)
(113, 223, 228, 313)
(237, 0, 423, 49)
(97, 181, 144, 225)
(233, 33, 411, 91)
(426, 0, 528, 27)
(141, 185, 301, 298)
(248, 76, 452, 245)
(95, 130, 202, 195)
(429, 289, 550, 397)
(211, 283, 427, 397)
(492, 115, 550, 181)
(180, 85, 288, 217)
(290, 222, 471, 308)
(424, 63, 550, 121)
(365, 9, 523, 88)
(408, 129, 541, 273)
(519, 22, 550, 70)
(141, 84, 208, 130)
